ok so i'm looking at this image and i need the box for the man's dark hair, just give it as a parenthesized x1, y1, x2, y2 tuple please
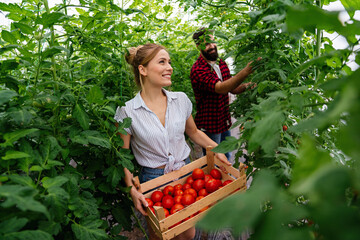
(192, 27, 214, 45)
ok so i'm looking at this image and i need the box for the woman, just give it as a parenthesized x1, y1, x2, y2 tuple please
(114, 43, 230, 240)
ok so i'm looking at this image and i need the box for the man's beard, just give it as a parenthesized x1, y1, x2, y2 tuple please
(201, 46, 218, 61)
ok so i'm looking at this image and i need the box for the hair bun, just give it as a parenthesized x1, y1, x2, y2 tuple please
(125, 45, 143, 65)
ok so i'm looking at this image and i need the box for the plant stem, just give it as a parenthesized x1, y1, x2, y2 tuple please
(131, 206, 149, 240)
(315, 0, 322, 82)
(43, 0, 58, 86)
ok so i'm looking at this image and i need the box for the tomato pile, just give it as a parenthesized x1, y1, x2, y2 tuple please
(145, 168, 233, 221)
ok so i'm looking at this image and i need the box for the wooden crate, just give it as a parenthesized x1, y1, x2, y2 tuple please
(133, 147, 247, 240)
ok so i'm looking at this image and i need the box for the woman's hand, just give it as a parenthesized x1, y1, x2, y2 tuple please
(215, 152, 231, 173)
(130, 186, 148, 216)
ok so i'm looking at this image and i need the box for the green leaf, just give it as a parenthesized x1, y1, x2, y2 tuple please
(1, 128, 39, 147)
(82, 130, 111, 148)
(8, 175, 35, 187)
(0, 59, 19, 72)
(73, 104, 90, 130)
(40, 136, 62, 166)
(286, 5, 342, 33)
(249, 111, 285, 156)
(87, 85, 104, 104)
(1, 30, 17, 44)
(116, 148, 134, 171)
(197, 170, 307, 238)
(291, 135, 332, 187)
(69, 191, 99, 218)
(71, 218, 108, 240)
(7, 108, 33, 125)
(0, 217, 28, 234)
(341, 0, 360, 18)
(163, 5, 171, 13)
(0, 89, 17, 105)
(3, 230, 53, 240)
(43, 186, 70, 222)
(0, 185, 50, 219)
(13, 22, 34, 34)
(0, 44, 19, 54)
(42, 46, 68, 59)
(212, 136, 239, 153)
(38, 12, 66, 28)
(42, 176, 69, 189)
(103, 166, 123, 187)
(38, 221, 61, 236)
(214, 30, 228, 41)
(288, 53, 334, 80)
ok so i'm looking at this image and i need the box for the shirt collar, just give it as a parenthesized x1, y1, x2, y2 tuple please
(198, 54, 223, 67)
(133, 88, 177, 110)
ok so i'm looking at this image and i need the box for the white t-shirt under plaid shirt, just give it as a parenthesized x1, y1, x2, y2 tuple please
(114, 89, 192, 174)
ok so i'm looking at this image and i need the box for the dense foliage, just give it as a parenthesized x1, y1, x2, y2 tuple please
(0, 0, 359, 239)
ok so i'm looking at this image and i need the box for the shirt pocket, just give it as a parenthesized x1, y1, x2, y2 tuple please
(171, 120, 186, 141)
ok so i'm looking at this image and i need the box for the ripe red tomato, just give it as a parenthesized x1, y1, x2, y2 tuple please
(162, 195, 174, 209)
(151, 190, 163, 203)
(192, 179, 205, 192)
(192, 168, 205, 180)
(184, 188, 197, 198)
(174, 184, 183, 190)
(205, 179, 219, 193)
(204, 174, 213, 183)
(199, 205, 209, 213)
(163, 185, 174, 196)
(215, 179, 222, 187)
(145, 198, 154, 208)
(163, 208, 170, 218)
(198, 188, 208, 197)
(210, 169, 222, 180)
(174, 189, 183, 196)
(186, 176, 194, 185)
(182, 183, 192, 191)
(283, 125, 288, 131)
(170, 203, 184, 214)
(181, 194, 195, 206)
(174, 195, 182, 204)
(154, 202, 162, 207)
(196, 196, 204, 201)
(149, 206, 155, 214)
(222, 180, 233, 186)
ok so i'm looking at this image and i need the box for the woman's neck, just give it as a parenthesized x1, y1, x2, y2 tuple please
(140, 86, 165, 103)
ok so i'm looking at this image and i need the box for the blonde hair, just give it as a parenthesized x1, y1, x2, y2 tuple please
(125, 43, 166, 88)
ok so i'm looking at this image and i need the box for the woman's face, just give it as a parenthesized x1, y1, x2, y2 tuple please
(140, 49, 173, 88)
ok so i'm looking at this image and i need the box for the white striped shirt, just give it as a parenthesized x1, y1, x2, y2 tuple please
(114, 89, 192, 174)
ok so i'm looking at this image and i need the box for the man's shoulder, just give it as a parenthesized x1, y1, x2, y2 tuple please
(191, 55, 209, 72)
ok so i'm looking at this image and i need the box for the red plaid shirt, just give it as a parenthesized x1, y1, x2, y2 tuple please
(190, 55, 232, 133)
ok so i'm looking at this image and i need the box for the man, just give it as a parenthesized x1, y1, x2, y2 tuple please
(190, 28, 258, 159)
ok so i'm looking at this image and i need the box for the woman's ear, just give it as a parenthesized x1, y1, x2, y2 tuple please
(138, 65, 147, 77)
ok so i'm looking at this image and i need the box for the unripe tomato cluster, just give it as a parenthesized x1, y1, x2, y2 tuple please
(146, 168, 233, 221)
